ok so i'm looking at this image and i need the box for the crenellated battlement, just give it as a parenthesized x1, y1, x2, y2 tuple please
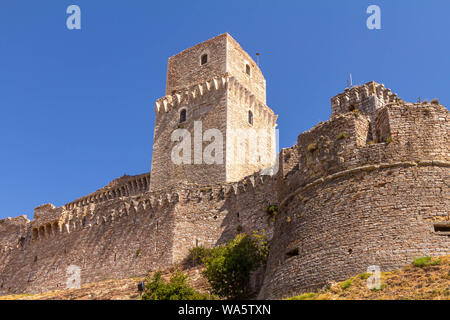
(65, 173, 150, 210)
(155, 76, 229, 114)
(331, 81, 403, 118)
(227, 77, 277, 127)
(154, 76, 277, 127)
(278, 101, 449, 203)
(25, 170, 276, 243)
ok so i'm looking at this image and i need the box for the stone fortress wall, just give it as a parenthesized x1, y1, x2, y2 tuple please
(0, 34, 449, 298)
(0, 171, 277, 295)
(258, 83, 450, 299)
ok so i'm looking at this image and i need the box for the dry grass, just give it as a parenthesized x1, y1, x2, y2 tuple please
(0, 265, 209, 300)
(288, 255, 450, 300)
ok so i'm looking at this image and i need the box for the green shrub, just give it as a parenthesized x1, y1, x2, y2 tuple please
(357, 272, 371, 280)
(413, 256, 441, 268)
(135, 249, 140, 257)
(287, 292, 317, 300)
(141, 271, 211, 300)
(236, 225, 243, 233)
(186, 246, 213, 266)
(265, 205, 279, 219)
(202, 232, 269, 300)
(340, 279, 352, 290)
(251, 230, 269, 261)
(386, 136, 393, 144)
(336, 133, 347, 140)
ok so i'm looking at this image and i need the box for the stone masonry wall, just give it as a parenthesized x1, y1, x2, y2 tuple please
(150, 77, 228, 191)
(226, 76, 277, 183)
(225, 35, 266, 104)
(171, 174, 277, 263)
(0, 191, 176, 295)
(0, 170, 277, 295)
(259, 164, 449, 299)
(166, 34, 227, 95)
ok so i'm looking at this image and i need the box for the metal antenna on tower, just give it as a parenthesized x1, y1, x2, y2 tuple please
(256, 53, 260, 66)
(347, 74, 353, 89)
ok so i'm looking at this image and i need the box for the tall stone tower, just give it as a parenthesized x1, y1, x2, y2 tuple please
(150, 33, 278, 191)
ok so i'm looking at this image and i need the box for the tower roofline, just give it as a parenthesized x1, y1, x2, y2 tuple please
(165, 33, 267, 102)
(168, 33, 230, 60)
(167, 33, 263, 78)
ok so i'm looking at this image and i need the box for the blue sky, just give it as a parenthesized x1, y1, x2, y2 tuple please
(0, 0, 449, 220)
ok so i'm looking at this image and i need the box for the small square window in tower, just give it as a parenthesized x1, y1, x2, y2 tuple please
(248, 110, 253, 125)
(179, 109, 187, 123)
(201, 54, 208, 65)
(245, 64, 251, 76)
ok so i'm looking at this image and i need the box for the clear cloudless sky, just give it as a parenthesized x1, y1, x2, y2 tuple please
(0, 0, 449, 219)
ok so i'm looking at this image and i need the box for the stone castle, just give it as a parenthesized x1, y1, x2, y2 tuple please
(0, 33, 449, 299)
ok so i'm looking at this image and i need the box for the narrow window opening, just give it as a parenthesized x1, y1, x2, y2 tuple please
(19, 237, 25, 247)
(434, 223, 450, 234)
(366, 122, 374, 144)
(179, 109, 187, 123)
(201, 54, 208, 65)
(248, 110, 253, 125)
(285, 248, 299, 259)
(245, 64, 251, 75)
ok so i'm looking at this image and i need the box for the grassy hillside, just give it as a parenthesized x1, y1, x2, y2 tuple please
(288, 256, 450, 300)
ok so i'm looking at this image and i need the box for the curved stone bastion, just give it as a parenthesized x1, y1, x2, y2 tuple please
(258, 101, 449, 299)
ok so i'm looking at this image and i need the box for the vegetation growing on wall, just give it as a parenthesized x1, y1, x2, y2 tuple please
(185, 231, 268, 300)
(265, 205, 279, 221)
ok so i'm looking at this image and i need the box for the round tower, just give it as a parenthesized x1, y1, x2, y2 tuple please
(259, 90, 450, 299)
